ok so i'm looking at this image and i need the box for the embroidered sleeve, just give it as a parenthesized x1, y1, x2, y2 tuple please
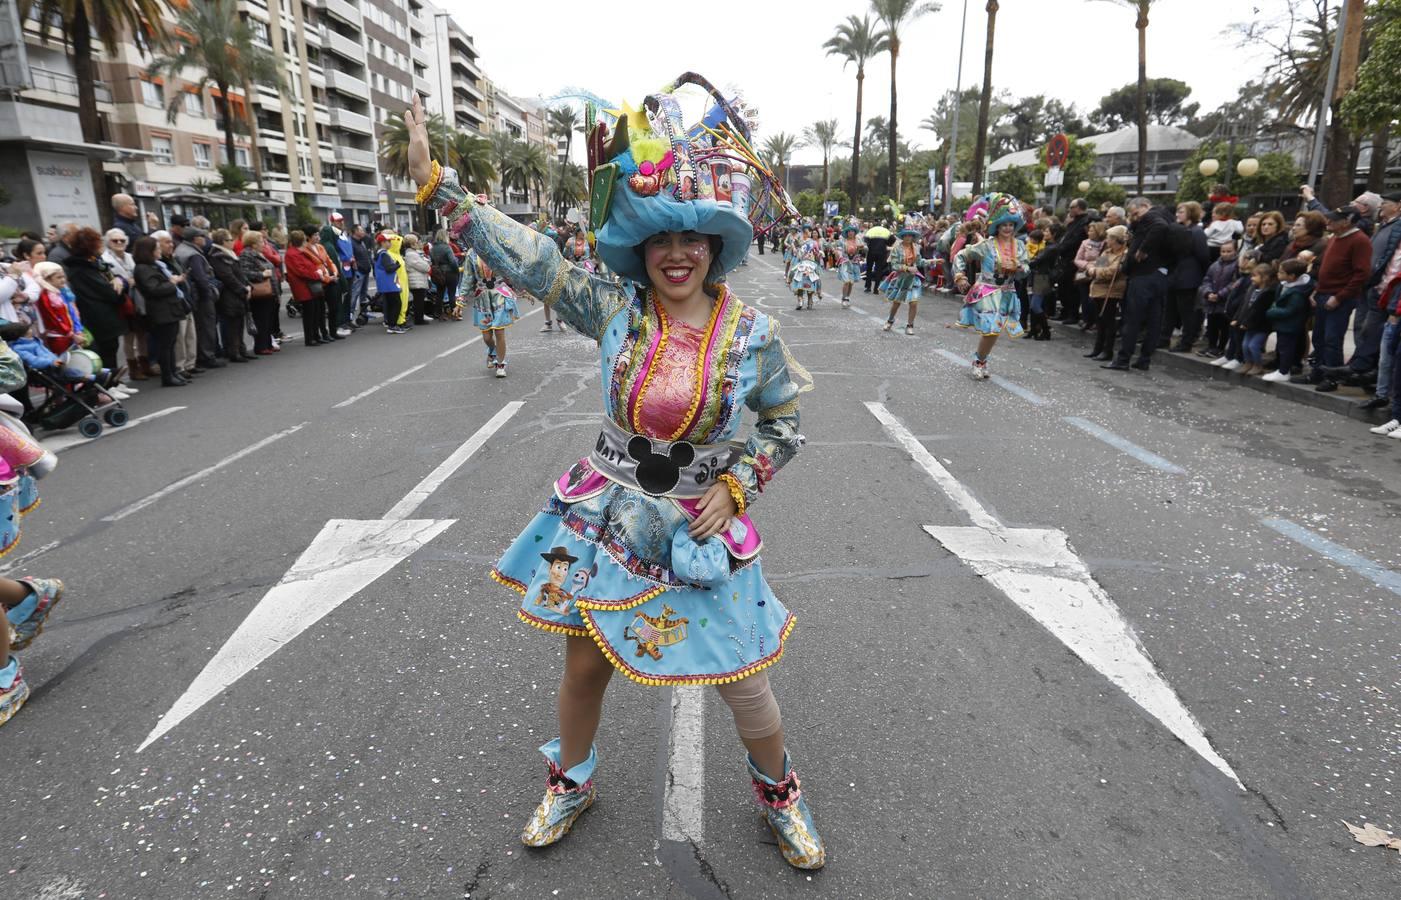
(727, 321, 804, 508)
(424, 166, 624, 340)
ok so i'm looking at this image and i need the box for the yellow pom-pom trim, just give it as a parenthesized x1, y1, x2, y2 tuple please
(415, 160, 443, 207)
(716, 472, 746, 517)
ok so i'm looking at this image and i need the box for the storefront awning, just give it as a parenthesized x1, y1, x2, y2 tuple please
(157, 189, 290, 207)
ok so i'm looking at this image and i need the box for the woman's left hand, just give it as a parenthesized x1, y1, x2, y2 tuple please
(688, 482, 737, 540)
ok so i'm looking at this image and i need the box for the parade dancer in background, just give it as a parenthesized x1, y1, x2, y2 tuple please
(834, 224, 864, 308)
(405, 72, 824, 868)
(879, 228, 927, 334)
(953, 194, 1029, 379)
(789, 227, 823, 310)
(462, 249, 526, 378)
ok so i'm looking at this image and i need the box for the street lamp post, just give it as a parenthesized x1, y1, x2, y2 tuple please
(945, 0, 969, 211)
(433, 12, 451, 228)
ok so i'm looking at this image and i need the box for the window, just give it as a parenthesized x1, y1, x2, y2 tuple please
(151, 135, 174, 164)
(193, 142, 212, 168)
(236, 147, 250, 167)
(250, 20, 270, 45)
(183, 91, 204, 117)
(141, 79, 164, 108)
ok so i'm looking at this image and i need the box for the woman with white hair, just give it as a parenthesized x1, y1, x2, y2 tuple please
(101, 228, 150, 381)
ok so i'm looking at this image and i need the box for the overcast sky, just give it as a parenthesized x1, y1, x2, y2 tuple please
(445, 0, 1293, 164)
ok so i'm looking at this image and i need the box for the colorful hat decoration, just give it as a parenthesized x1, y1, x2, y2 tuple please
(982, 192, 1024, 229)
(583, 72, 796, 284)
(898, 227, 921, 239)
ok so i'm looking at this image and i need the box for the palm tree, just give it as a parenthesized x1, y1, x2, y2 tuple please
(517, 142, 551, 210)
(971, 1, 999, 194)
(549, 160, 587, 218)
(762, 132, 799, 194)
(802, 119, 842, 194)
(21, 0, 173, 223)
(147, 0, 284, 190)
(452, 131, 496, 193)
(1098, 0, 1158, 193)
(490, 133, 520, 204)
(824, 14, 888, 206)
(870, 0, 940, 201)
(547, 105, 581, 164)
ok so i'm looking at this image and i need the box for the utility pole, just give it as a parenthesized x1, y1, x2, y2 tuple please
(1309, 0, 1363, 203)
(945, 0, 968, 211)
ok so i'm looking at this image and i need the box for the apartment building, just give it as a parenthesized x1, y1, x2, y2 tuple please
(0, 0, 541, 233)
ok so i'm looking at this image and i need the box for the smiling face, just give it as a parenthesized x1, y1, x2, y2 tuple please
(643, 231, 713, 304)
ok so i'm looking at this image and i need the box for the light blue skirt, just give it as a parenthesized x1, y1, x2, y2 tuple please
(471, 287, 520, 331)
(790, 261, 822, 294)
(880, 271, 924, 303)
(957, 284, 1024, 337)
(838, 261, 862, 284)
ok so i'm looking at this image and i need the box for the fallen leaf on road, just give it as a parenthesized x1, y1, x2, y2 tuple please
(1342, 820, 1401, 852)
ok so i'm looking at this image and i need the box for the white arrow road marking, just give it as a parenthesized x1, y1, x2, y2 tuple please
(865, 401, 1243, 789)
(662, 686, 706, 844)
(138, 401, 525, 751)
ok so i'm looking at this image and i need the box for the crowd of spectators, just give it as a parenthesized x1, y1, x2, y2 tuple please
(788, 184, 1401, 444)
(0, 193, 470, 411)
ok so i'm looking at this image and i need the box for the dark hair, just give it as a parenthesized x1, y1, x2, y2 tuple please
(248, 221, 265, 231)
(16, 238, 43, 260)
(1279, 258, 1309, 279)
(1295, 210, 1327, 238)
(288, 230, 306, 247)
(1252, 261, 1278, 281)
(1049, 223, 1067, 240)
(71, 227, 103, 259)
(1028, 229, 1045, 242)
(19, 231, 43, 243)
(131, 236, 159, 265)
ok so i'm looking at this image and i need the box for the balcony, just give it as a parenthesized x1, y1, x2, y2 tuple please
(324, 0, 363, 28)
(334, 144, 377, 170)
(324, 68, 367, 97)
(328, 107, 372, 135)
(452, 75, 483, 102)
(27, 67, 114, 104)
(450, 51, 481, 79)
(325, 29, 362, 61)
(412, 74, 433, 97)
(408, 12, 428, 34)
(340, 181, 379, 202)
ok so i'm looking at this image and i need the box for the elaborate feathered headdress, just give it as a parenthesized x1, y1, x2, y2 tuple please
(583, 72, 796, 283)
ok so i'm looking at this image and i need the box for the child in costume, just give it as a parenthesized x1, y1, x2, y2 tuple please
(834, 225, 865, 308)
(879, 228, 928, 335)
(461, 248, 527, 378)
(789, 227, 823, 310)
(374, 233, 411, 334)
(405, 73, 824, 869)
(781, 226, 797, 280)
(953, 193, 1029, 379)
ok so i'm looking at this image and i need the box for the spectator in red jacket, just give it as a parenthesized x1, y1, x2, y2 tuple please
(1304, 207, 1374, 390)
(283, 230, 333, 347)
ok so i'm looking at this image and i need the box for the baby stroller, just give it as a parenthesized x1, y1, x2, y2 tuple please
(24, 348, 129, 439)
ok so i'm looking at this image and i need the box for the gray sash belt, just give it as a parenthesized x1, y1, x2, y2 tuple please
(590, 417, 738, 499)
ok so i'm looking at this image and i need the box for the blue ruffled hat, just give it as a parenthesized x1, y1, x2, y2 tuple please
(585, 73, 796, 284)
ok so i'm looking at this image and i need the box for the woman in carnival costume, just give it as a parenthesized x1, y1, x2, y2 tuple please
(781, 225, 798, 281)
(461, 249, 527, 378)
(953, 193, 1029, 379)
(879, 228, 928, 335)
(403, 73, 825, 869)
(834, 224, 865, 308)
(789, 226, 823, 310)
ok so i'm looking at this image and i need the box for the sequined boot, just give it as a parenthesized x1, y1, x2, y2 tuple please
(520, 739, 597, 847)
(748, 752, 825, 869)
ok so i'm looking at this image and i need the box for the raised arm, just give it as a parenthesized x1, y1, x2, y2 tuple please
(403, 96, 622, 340)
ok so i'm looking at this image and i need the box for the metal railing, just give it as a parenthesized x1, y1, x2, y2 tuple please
(27, 67, 113, 103)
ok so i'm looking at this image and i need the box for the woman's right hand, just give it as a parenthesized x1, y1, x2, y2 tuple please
(404, 94, 433, 187)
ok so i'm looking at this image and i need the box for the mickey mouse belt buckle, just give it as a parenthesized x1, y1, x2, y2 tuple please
(590, 421, 729, 499)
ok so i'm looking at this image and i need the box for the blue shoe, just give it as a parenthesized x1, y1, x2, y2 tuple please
(0, 658, 28, 728)
(9, 577, 62, 651)
(520, 739, 597, 847)
(748, 753, 825, 869)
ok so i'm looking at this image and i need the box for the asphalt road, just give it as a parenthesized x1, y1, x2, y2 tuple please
(0, 255, 1397, 900)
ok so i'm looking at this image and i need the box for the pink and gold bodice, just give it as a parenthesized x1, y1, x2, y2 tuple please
(635, 317, 704, 439)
